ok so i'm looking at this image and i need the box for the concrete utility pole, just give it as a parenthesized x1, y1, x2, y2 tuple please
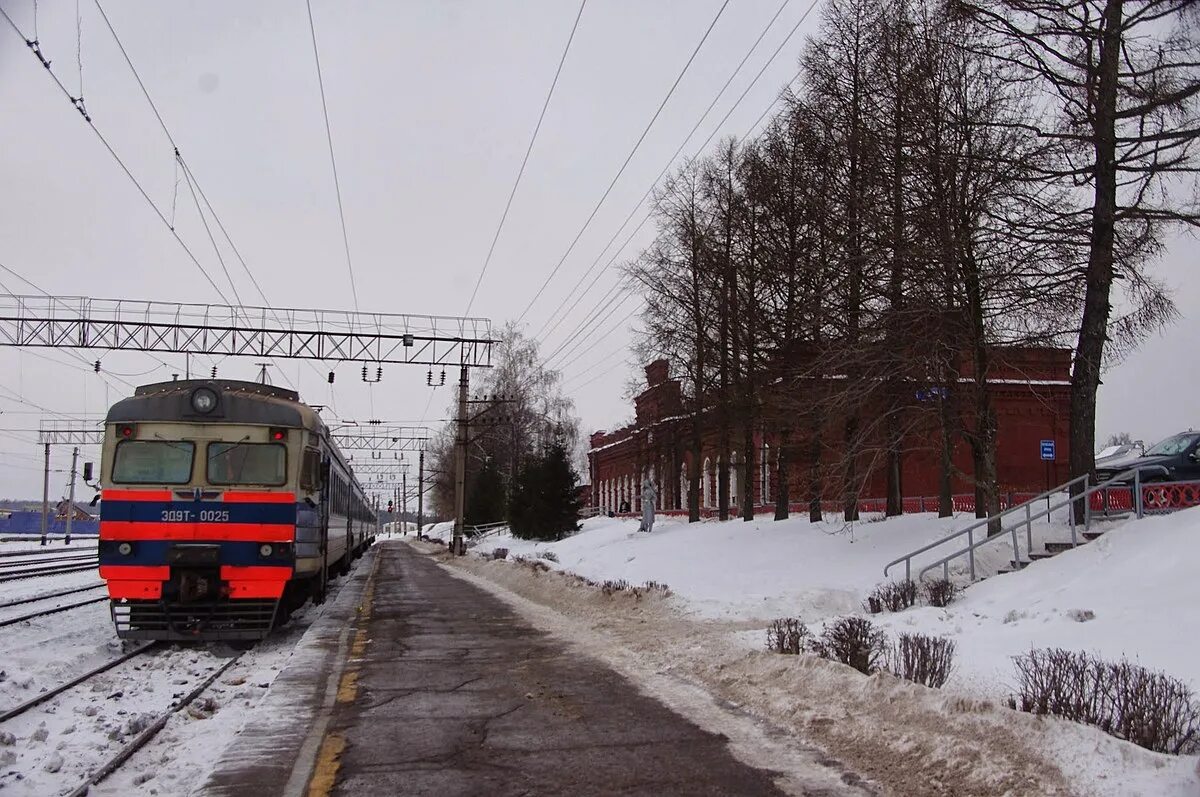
(452, 364, 469, 556)
(65, 447, 79, 545)
(39, 443, 50, 546)
(417, 448, 424, 533)
(402, 467, 408, 536)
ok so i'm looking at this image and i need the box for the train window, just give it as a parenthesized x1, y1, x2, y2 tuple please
(112, 441, 195, 484)
(300, 449, 322, 491)
(207, 442, 287, 486)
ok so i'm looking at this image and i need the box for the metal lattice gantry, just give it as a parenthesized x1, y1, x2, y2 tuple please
(333, 426, 430, 452)
(37, 420, 105, 447)
(0, 295, 494, 367)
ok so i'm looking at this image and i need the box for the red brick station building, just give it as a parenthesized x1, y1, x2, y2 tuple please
(588, 353, 1072, 517)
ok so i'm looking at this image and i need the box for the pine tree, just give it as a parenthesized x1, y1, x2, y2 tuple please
(465, 458, 505, 527)
(508, 442, 582, 541)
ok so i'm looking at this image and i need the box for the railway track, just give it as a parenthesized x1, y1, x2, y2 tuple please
(0, 544, 98, 559)
(0, 593, 108, 629)
(0, 553, 98, 571)
(0, 641, 244, 795)
(0, 582, 105, 610)
(0, 560, 98, 584)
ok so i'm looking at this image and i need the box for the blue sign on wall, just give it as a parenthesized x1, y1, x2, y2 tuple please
(1040, 440, 1056, 461)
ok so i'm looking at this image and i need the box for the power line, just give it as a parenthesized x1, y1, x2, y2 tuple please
(513, 0, 732, 324)
(463, 0, 587, 316)
(305, 0, 361, 313)
(532, 0, 819, 351)
(0, 5, 233, 305)
(533, 0, 794, 343)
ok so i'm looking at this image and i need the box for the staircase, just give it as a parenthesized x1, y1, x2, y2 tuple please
(885, 466, 1179, 584)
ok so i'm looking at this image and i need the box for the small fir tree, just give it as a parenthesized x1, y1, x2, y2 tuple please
(465, 458, 506, 528)
(508, 442, 582, 541)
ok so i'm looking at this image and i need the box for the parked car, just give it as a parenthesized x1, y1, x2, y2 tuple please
(1094, 442, 1143, 471)
(1094, 431, 1200, 484)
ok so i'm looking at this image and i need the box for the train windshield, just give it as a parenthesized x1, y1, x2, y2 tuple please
(207, 442, 287, 486)
(112, 440, 195, 484)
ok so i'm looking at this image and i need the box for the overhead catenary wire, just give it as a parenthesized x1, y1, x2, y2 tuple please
(90, 1, 322, 394)
(305, 0, 361, 314)
(534, 0, 821, 355)
(513, 0, 732, 325)
(539, 11, 823, 410)
(533, 0, 795, 343)
(0, 5, 232, 306)
(463, 0, 587, 317)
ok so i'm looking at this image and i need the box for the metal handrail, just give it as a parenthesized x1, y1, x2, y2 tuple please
(884, 474, 1091, 582)
(900, 465, 1170, 584)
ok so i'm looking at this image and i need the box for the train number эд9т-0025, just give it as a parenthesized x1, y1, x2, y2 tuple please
(160, 509, 231, 522)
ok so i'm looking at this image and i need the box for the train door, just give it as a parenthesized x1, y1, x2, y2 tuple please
(314, 457, 332, 604)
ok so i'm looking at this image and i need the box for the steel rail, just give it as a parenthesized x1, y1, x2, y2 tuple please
(65, 655, 242, 797)
(0, 582, 105, 610)
(0, 553, 98, 569)
(0, 642, 159, 723)
(0, 562, 98, 584)
(0, 546, 98, 559)
(0, 596, 109, 628)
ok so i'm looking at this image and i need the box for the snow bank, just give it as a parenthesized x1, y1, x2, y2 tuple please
(873, 507, 1200, 695)
(443, 510, 1031, 621)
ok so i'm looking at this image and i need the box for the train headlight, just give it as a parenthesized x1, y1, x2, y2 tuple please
(190, 387, 218, 414)
(117, 542, 132, 556)
(259, 544, 273, 558)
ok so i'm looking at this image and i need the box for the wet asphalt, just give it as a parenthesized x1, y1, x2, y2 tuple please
(327, 543, 789, 796)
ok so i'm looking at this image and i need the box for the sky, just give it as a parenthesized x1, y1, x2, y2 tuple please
(0, 0, 1194, 499)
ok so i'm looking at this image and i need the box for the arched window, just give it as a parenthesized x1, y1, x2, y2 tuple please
(702, 457, 712, 509)
(680, 462, 688, 510)
(730, 451, 739, 506)
(761, 444, 771, 504)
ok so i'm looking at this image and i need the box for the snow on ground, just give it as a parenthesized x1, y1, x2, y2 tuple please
(430, 508, 1080, 623)
(424, 506, 1200, 795)
(0, 550, 371, 796)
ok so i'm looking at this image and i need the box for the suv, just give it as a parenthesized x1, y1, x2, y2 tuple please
(1094, 431, 1200, 484)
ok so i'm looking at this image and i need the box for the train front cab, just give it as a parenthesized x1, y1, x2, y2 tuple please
(98, 418, 330, 641)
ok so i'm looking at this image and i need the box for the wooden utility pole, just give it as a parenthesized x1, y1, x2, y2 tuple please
(452, 364, 469, 555)
(65, 447, 79, 545)
(39, 443, 50, 546)
(417, 448, 424, 532)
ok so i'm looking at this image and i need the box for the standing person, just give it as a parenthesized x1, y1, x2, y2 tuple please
(638, 477, 657, 533)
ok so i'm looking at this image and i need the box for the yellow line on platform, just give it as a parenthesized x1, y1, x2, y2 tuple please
(306, 733, 346, 797)
(304, 550, 381, 797)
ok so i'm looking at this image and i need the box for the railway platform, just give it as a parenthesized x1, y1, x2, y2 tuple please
(201, 541, 787, 796)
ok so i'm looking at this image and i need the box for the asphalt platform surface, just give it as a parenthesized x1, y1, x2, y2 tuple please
(327, 543, 789, 796)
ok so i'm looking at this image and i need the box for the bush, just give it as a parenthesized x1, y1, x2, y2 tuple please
(600, 579, 630, 595)
(1012, 648, 1200, 755)
(924, 578, 957, 608)
(491, 548, 509, 560)
(813, 617, 888, 674)
(863, 580, 919, 613)
(890, 633, 955, 688)
(539, 551, 559, 563)
(642, 580, 670, 594)
(766, 618, 811, 655)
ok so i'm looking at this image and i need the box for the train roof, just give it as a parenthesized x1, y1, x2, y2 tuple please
(106, 379, 325, 432)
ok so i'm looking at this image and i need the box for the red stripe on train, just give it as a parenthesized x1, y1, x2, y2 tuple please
(102, 489, 174, 501)
(101, 490, 296, 503)
(100, 565, 171, 580)
(106, 581, 164, 600)
(99, 522, 296, 542)
(220, 565, 292, 581)
(222, 492, 296, 504)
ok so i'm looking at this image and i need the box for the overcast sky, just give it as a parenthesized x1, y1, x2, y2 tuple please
(0, 0, 1194, 499)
